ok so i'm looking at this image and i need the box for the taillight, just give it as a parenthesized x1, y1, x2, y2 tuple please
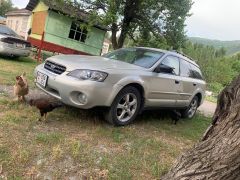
(0, 38, 14, 44)
(26, 42, 31, 47)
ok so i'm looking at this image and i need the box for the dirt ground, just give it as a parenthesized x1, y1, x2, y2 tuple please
(198, 100, 216, 116)
(0, 84, 56, 102)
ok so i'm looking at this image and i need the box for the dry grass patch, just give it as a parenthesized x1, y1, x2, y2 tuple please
(0, 56, 38, 87)
(0, 56, 212, 179)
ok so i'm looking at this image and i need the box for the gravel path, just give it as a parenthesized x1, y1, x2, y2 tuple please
(0, 84, 57, 102)
(198, 100, 217, 117)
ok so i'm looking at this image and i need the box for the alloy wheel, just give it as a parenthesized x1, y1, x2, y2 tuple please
(188, 98, 198, 118)
(116, 93, 138, 122)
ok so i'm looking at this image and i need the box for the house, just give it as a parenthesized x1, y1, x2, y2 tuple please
(0, 16, 6, 25)
(5, 9, 32, 39)
(101, 39, 112, 55)
(25, 0, 107, 56)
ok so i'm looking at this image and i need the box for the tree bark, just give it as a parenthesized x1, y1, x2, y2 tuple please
(111, 23, 119, 50)
(162, 76, 240, 180)
(111, 0, 140, 49)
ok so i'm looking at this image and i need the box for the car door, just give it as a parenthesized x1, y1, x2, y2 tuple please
(147, 55, 182, 107)
(178, 59, 198, 106)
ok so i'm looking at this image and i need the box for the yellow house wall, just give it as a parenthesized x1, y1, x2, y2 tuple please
(29, 1, 49, 40)
(32, 1, 49, 12)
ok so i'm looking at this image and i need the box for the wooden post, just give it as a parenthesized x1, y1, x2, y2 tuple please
(38, 31, 45, 62)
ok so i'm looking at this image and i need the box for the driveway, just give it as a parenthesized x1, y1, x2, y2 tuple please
(198, 100, 217, 117)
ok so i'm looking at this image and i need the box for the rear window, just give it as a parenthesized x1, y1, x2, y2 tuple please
(189, 64, 203, 80)
(0, 25, 18, 37)
(180, 59, 191, 77)
(180, 59, 203, 80)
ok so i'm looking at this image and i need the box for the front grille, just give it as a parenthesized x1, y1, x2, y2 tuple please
(44, 61, 66, 75)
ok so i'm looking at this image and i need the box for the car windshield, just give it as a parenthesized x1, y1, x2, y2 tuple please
(103, 48, 164, 68)
(0, 25, 18, 37)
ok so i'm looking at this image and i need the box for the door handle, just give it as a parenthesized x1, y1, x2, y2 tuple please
(175, 80, 180, 84)
(193, 83, 197, 86)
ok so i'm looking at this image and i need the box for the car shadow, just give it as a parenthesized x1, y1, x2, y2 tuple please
(56, 105, 183, 126)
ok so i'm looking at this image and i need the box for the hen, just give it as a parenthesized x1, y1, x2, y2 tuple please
(13, 72, 29, 101)
(29, 99, 63, 121)
(170, 110, 182, 125)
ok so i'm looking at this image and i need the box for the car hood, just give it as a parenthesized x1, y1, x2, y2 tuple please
(47, 55, 147, 71)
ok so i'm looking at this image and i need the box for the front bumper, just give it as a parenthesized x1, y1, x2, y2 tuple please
(0, 42, 30, 57)
(35, 64, 123, 109)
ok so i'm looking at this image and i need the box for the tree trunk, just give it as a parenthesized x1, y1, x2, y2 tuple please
(111, 23, 119, 50)
(162, 76, 240, 180)
(111, 0, 140, 49)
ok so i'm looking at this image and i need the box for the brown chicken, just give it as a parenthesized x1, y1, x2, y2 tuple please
(13, 72, 29, 101)
(29, 99, 63, 121)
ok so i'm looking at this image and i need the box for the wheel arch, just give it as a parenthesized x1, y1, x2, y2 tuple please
(109, 81, 146, 112)
(195, 92, 202, 107)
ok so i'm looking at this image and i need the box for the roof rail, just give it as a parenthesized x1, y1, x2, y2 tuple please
(170, 50, 195, 62)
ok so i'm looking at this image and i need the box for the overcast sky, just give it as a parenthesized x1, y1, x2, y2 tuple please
(186, 0, 240, 40)
(12, 0, 240, 41)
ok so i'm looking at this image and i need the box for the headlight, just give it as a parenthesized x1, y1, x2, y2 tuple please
(67, 69, 108, 82)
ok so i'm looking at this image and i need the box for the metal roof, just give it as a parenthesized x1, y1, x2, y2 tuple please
(5, 9, 31, 16)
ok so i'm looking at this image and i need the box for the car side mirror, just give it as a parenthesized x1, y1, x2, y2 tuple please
(155, 64, 174, 74)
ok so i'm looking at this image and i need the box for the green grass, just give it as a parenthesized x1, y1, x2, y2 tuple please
(0, 94, 212, 179)
(0, 56, 212, 179)
(0, 56, 38, 87)
(36, 132, 64, 145)
(205, 96, 218, 103)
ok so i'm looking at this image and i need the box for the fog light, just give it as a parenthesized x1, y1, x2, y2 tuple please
(78, 93, 87, 104)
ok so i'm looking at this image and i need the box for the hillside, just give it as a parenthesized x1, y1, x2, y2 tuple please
(188, 37, 240, 55)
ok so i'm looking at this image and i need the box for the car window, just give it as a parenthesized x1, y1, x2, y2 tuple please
(0, 25, 18, 37)
(189, 64, 203, 79)
(103, 48, 164, 68)
(160, 56, 180, 75)
(180, 59, 191, 77)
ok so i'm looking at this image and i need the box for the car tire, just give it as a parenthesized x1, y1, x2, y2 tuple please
(181, 96, 199, 119)
(105, 86, 141, 126)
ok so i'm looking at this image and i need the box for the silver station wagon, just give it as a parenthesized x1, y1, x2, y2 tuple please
(34, 47, 206, 125)
(0, 25, 31, 57)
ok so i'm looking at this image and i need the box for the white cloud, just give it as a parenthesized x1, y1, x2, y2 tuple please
(186, 0, 240, 40)
(12, 0, 29, 9)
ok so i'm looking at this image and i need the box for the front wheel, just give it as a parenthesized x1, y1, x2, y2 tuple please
(181, 96, 199, 119)
(105, 86, 141, 126)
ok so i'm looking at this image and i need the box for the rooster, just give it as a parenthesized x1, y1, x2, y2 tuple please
(29, 99, 63, 122)
(13, 72, 29, 101)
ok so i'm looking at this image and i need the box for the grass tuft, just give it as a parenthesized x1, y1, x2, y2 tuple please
(36, 132, 64, 145)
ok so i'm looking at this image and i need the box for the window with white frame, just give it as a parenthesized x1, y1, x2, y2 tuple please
(68, 22, 88, 43)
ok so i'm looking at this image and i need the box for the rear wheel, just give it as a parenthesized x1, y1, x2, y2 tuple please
(181, 96, 199, 118)
(105, 86, 141, 126)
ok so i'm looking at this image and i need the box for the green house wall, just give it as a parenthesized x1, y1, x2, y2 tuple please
(44, 11, 106, 55)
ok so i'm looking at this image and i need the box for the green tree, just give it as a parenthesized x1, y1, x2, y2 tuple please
(215, 47, 226, 58)
(183, 41, 238, 92)
(0, 0, 14, 17)
(164, 0, 193, 50)
(54, 0, 192, 49)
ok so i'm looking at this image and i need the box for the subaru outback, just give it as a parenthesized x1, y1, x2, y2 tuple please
(34, 47, 206, 125)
